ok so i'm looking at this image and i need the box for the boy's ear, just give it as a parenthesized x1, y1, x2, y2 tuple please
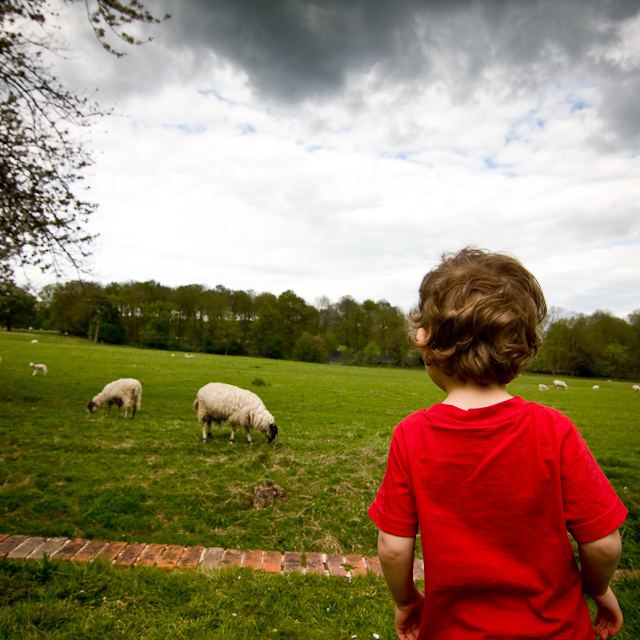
(415, 328, 429, 364)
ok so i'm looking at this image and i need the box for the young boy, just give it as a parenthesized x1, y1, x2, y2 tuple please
(368, 248, 628, 640)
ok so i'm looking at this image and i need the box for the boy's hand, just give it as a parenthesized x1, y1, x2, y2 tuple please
(592, 587, 623, 639)
(394, 591, 424, 640)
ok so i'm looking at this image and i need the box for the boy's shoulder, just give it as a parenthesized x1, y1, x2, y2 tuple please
(395, 397, 575, 434)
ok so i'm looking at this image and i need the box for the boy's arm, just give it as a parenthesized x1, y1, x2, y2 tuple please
(378, 530, 424, 640)
(578, 529, 623, 639)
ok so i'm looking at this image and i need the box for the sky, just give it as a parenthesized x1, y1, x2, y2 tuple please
(21, 0, 640, 317)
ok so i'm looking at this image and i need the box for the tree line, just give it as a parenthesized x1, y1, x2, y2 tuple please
(0, 280, 411, 365)
(2, 281, 639, 377)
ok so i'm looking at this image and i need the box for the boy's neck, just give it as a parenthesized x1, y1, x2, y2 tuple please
(427, 364, 512, 410)
(442, 384, 512, 411)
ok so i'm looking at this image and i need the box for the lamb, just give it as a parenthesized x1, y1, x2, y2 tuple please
(193, 382, 278, 444)
(553, 380, 568, 389)
(592, 385, 600, 390)
(633, 385, 640, 392)
(538, 384, 548, 391)
(86, 378, 142, 419)
(29, 362, 47, 376)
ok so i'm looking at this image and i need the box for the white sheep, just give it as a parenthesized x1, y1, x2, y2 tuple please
(184, 354, 194, 358)
(633, 385, 640, 392)
(592, 385, 600, 390)
(538, 384, 548, 391)
(30, 339, 38, 344)
(553, 380, 568, 390)
(193, 382, 279, 445)
(29, 362, 47, 376)
(86, 378, 142, 419)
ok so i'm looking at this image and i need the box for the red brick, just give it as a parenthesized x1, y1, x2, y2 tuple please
(177, 546, 205, 570)
(136, 544, 166, 567)
(199, 547, 224, 571)
(221, 549, 242, 568)
(0, 535, 30, 559)
(7, 537, 46, 560)
(365, 556, 383, 577)
(0, 534, 9, 544)
(242, 549, 263, 570)
(115, 542, 146, 567)
(52, 539, 88, 561)
(28, 538, 68, 560)
(345, 555, 367, 577)
(156, 545, 184, 570)
(326, 554, 347, 577)
(284, 551, 302, 573)
(261, 550, 282, 573)
(304, 552, 325, 575)
(73, 541, 108, 563)
(96, 541, 128, 562)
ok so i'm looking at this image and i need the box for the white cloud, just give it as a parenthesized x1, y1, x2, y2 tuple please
(16, 0, 640, 320)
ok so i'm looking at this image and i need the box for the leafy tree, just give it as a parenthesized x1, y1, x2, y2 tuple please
(0, 281, 36, 330)
(364, 341, 381, 364)
(0, 0, 167, 280)
(138, 301, 172, 349)
(48, 280, 105, 334)
(293, 332, 327, 363)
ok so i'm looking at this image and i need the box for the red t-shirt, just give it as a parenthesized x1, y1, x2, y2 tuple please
(368, 396, 628, 640)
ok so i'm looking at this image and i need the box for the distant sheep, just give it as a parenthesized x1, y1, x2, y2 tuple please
(633, 385, 640, 392)
(538, 384, 548, 391)
(184, 354, 194, 358)
(194, 382, 278, 444)
(87, 378, 142, 419)
(592, 385, 600, 390)
(30, 339, 38, 344)
(553, 380, 568, 390)
(29, 362, 47, 376)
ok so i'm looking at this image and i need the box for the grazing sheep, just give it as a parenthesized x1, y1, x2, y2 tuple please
(30, 339, 38, 344)
(538, 384, 548, 391)
(184, 354, 194, 358)
(553, 380, 568, 390)
(194, 382, 278, 444)
(29, 362, 47, 376)
(633, 385, 640, 392)
(592, 385, 600, 390)
(87, 378, 142, 419)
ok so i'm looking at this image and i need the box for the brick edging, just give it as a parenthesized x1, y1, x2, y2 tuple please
(1, 534, 637, 583)
(0, 533, 406, 578)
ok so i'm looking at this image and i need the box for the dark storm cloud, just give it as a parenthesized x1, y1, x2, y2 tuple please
(152, 0, 640, 142)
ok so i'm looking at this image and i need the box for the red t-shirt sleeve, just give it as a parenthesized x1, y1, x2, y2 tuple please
(561, 422, 628, 543)
(368, 424, 419, 537)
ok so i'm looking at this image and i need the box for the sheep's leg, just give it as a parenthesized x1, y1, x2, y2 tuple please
(245, 426, 252, 445)
(202, 420, 209, 443)
(32, 370, 37, 376)
(131, 404, 136, 419)
(229, 425, 236, 444)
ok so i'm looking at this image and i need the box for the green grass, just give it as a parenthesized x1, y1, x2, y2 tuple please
(0, 557, 639, 639)
(0, 330, 639, 636)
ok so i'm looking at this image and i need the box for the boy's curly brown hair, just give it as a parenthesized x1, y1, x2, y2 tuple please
(409, 247, 547, 385)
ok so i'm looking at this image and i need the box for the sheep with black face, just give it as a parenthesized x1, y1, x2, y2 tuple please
(194, 382, 278, 444)
(87, 378, 142, 419)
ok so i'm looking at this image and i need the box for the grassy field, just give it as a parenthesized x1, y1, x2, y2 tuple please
(0, 330, 639, 637)
(1, 558, 639, 640)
